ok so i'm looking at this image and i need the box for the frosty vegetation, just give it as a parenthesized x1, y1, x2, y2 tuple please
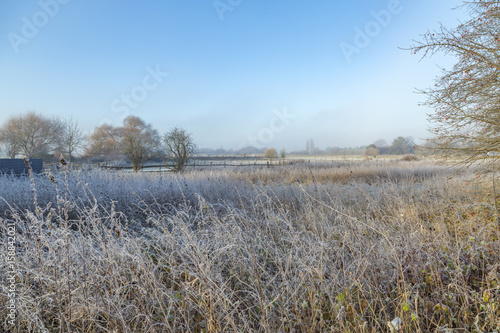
(0, 160, 499, 332)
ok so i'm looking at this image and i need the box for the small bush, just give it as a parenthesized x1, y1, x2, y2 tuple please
(400, 154, 419, 161)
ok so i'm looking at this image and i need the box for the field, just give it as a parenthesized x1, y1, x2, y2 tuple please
(93, 154, 412, 173)
(1, 159, 499, 332)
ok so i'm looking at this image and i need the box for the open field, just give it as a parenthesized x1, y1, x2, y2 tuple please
(1, 160, 499, 332)
(62, 155, 422, 173)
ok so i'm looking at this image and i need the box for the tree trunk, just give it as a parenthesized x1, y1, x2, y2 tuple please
(133, 162, 140, 172)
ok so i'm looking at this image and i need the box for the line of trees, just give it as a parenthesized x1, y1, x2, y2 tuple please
(364, 137, 416, 157)
(0, 112, 421, 165)
(0, 112, 196, 172)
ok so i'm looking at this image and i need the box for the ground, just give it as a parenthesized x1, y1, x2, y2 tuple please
(0, 158, 499, 332)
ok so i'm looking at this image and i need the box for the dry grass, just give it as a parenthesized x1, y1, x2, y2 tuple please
(185, 159, 437, 185)
(0, 161, 499, 332)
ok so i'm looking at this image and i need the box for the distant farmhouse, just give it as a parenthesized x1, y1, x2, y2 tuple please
(0, 159, 43, 175)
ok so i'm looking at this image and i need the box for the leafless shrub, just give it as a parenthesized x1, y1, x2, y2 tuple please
(400, 154, 419, 162)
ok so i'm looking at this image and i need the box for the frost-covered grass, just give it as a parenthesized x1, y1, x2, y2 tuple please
(0, 160, 438, 219)
(0, 160, 499, 332)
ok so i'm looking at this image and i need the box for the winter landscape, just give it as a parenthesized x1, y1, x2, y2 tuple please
(2, 0, 500, 332)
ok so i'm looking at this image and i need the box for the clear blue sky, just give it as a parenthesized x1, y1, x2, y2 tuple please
(0, 0, 466, 151)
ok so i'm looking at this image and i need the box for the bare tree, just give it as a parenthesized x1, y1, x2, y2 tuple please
(0, 112, 62, 158)
(164, 127, 196, 172)
(59, 117, 85, 162)
(0, 119, 23, 158)
(0, 132, 19, 158)
(264, 148, 278, 160)
(409, 0, 500, 168)
(120, 116, 161, 172)
(84, 123, 121, 161)
(280, 147, 286, 159)
(364, 144, 379, 157)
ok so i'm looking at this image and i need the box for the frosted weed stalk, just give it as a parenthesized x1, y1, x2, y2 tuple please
(0, 160, 498, 332)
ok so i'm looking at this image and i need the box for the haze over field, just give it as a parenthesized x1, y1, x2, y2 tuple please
(1, 1, 465, 151)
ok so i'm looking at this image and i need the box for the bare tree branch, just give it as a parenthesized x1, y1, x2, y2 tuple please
(59, 117, 85, 162)
(408, 0, 500, 171)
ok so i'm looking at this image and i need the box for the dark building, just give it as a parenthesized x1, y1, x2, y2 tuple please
(0, 159, 43, 175)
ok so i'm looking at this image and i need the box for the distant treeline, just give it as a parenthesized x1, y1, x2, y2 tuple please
(0, 111, 419, 169)
(200, 136, 417, 156)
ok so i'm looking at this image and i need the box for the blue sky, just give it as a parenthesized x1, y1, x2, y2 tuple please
(0, 0, 466, 151)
